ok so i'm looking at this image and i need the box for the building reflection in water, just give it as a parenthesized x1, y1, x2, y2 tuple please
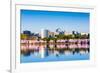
(21, 43, 89, 58)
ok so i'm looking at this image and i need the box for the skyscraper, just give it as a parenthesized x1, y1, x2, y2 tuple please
(41, 29, 49, 38)
(23, 30, 31, 36)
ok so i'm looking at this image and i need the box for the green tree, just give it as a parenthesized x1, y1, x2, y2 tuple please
(21, 34, 29, 40)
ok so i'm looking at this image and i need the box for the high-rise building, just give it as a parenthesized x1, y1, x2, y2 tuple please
(48, 31, 55, 38)
(56, 28, 65, 34)
(41, 29, 49, 38)
(23, 30, 31, 36)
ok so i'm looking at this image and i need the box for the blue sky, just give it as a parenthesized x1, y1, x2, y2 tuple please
(21, 9, 90, 33)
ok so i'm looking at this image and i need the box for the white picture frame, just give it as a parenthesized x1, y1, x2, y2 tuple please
(11, 1, 96, 73)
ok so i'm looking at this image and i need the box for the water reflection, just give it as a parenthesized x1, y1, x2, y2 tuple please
(21, 43, 89, 58)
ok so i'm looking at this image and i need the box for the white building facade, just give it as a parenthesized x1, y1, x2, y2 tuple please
(41, 29, 49, 38)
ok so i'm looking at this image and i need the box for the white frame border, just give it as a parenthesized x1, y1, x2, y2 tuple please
(11, 4, 96, 73)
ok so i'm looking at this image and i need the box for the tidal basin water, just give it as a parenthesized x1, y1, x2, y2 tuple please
(20, 43, 90, 63)
(21, 52, 89, 63)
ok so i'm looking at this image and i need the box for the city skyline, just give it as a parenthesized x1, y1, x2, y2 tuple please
(21, 9, 90, 33)
(21, 28, 89, 34)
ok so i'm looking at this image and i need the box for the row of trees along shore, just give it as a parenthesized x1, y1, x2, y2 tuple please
(21, 33, 89, 43)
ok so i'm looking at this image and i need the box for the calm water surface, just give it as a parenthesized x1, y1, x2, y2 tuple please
(21, 44, 89, 63)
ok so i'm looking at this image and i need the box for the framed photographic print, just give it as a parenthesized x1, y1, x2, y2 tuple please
(11, 0, 95, 73)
